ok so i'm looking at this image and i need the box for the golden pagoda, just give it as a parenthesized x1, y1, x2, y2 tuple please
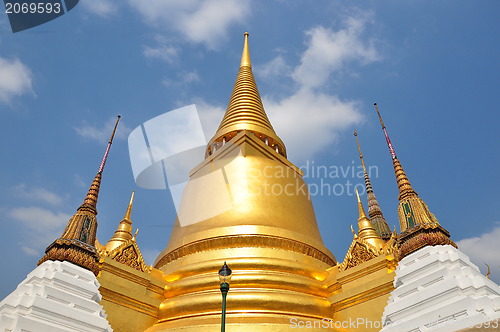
(148, 32, 337, 331)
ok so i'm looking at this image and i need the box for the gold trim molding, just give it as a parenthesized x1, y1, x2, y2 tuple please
(156, 234, 336, 268)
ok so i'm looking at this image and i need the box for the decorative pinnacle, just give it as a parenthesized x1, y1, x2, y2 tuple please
(353, 131, 366, 171)
(374, 103, 418, 200)
(355, 188, 385, 249)
(98, 115, 121, 173)
(374, 103, 396, 160)
(354, 131, 391, 240)
(104, 191, 135, 251)
(80, 115, 121, 213)
(240, 32, 251, 68)
(374, 103, 385, 129)
(355, 188, 369, 221)
(124, 191, 135, 221)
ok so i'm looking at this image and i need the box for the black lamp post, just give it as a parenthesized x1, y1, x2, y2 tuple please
(219, 262, 232, 332)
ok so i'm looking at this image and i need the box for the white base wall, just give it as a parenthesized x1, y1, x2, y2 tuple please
(0, 260, 112, 332)
(381, 245, 500, 331)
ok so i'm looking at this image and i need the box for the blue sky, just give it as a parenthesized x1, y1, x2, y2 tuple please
(1, 1, 499, 298)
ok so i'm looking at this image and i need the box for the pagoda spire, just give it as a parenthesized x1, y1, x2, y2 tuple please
(374, 103, 455, 258)
(374, 104, 417, 200)
(207, 32, 286, 157)
(104, 191, 135, 252)
(353, 131, 391, 240)
(38, 116, 121, 275)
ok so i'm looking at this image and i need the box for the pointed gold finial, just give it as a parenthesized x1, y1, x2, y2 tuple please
(124, 191, 135, 221)
(355, 188, 368, 221)
(105, 191, 135, 251)
(133, 228, 139, 241)
(240, 32, 251, 68)
(485, 263, 491, 279)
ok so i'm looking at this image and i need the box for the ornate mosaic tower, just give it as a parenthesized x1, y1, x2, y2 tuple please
(374, 104, 456, 259)
(38, 115, 121, 274)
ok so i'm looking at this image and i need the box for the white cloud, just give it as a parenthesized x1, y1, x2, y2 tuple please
(9, 207, 70, 230)
(195, 101, 225, 142)
(75, 116, 131, 142)
(0, 57, 33, 104)
(80, 0, 119, 17)
(293, 17, 380, 89)
(457, 224, 500, 284)
(128, 0, 250, 49)
(74, 174, 86, 188)
(143, 44, 179, 64)
(163, 70, 201, 87)
(253, 14, 379, 162)
(254, 55, 291, 81)
(21, 246, 40, 256)
(13, 184, 65, 206)
(265, 90, 362, 162)
(9, 206, 72, 256)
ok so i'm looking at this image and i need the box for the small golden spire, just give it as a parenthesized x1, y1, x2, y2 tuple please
(240, 32, 251, 68)
(355, 189, 385, 250)
(356, 188, 368, 221)
(485, 263, 491, 279)
(105, 191, 135, 251)
(124, 191, 135, 221)
(207, 33, 286, 157)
